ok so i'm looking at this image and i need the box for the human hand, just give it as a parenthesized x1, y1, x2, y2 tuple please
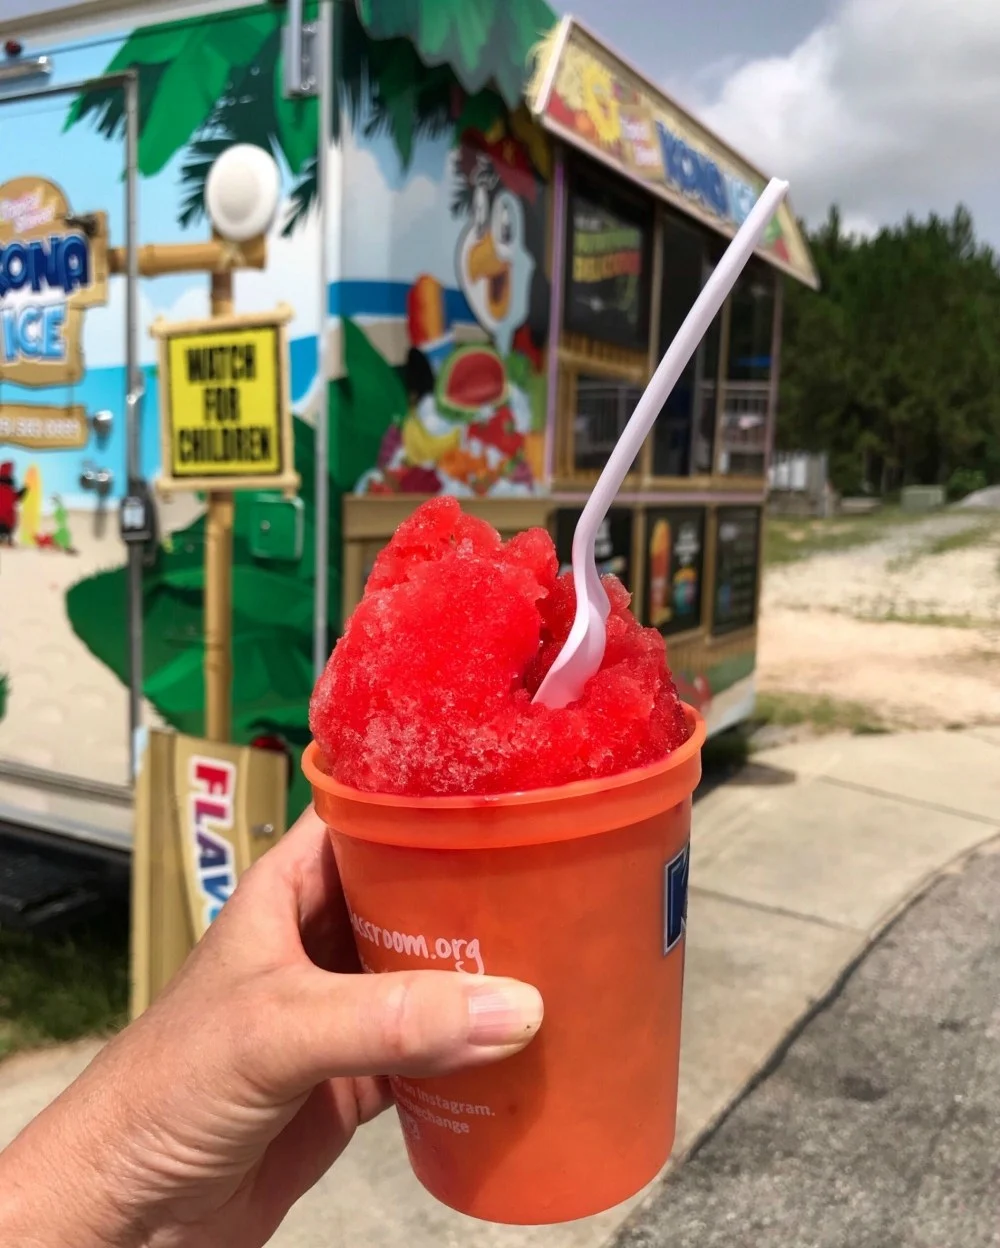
(0, 806, 543, 1248)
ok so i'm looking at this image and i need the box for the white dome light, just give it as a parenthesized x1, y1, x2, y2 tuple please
(205, 144, 281, 242)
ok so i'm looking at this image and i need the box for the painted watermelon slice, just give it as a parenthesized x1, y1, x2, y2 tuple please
(436, 345, 508, 417)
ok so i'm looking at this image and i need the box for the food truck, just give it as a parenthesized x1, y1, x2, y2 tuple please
(0, 0, 817, 917)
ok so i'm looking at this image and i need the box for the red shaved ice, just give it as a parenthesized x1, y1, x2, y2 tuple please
(309, 496, 691, 796)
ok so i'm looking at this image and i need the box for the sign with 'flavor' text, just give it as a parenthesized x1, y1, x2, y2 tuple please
(152, 305, 299, 495)
(131, 729, 288, 1018)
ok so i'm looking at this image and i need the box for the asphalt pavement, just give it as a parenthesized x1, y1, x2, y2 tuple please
(612, 844, 1000, 1248)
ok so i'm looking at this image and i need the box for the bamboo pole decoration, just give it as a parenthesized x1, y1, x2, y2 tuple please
(136, 216, 275, 743)
(203, 251, 236, 743)
(107, 236, 267, 277)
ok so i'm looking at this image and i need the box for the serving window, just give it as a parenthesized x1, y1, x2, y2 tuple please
(711, 505, 761, 635)
(571, 372, 645, 473)
(554, 154, 780, 489)
(652, 220, 722, 478)
(564, 165, 654, 351)
(715, 261, 777, 478)
(726, 261, 776, 384)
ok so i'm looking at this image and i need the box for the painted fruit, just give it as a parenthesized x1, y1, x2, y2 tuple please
(469, 406, 523, 458)
(407, 275, 446, 346)
(397, 466, 442, 494)
(377, 424, 403, 469)
(574, 110, 597, 141)
(436, 345, 508, 418)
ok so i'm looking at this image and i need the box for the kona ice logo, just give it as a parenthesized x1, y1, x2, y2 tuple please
(0, 177, 107, 386)
(656, 121, 760, 231)
(0, 230, 89, 364)
(188, 758, 237, 925)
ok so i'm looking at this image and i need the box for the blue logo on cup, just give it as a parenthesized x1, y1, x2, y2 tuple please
(663, 843, 690, 955)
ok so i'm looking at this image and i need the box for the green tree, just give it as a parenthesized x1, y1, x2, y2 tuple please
(780, 205, 1000, 494)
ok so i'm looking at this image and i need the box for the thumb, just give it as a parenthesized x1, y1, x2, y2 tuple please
(254, 968, 543, 1095)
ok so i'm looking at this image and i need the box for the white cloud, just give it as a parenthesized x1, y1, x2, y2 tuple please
(697, 0, 1000, 240)
(839, 211, 880, 241)
(336, 120, 461, 286)
(235, 198, 321, 340)
(157, 285, 210, 328)
(81, 121, 470, 375)
(81, 196, 320, 370)
(82, 282, 167, 369)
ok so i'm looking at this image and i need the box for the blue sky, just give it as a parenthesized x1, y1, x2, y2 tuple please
(568, 0, 1000, 247)
(0, 31, 197, 251)
(7, 0, 1000, 247)
(0, 28, 302, 504)
(0, 25, 293, 333)
(0, 18, 470, 504)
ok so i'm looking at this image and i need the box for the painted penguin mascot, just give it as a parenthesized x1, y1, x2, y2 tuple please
(452, 133, 549, 359)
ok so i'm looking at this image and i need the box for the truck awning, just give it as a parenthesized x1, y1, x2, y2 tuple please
(525, 17, 819, 290)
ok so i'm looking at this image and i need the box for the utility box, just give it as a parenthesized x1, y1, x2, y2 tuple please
(901, 485, 945, 512)
(248, 495, 305, 562)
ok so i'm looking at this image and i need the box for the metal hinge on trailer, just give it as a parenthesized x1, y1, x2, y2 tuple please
(281, 0, 319, 98)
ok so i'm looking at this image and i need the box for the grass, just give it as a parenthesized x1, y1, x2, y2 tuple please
(701, 726, 753, 771)
(763, 507, 924, 567)
(887, 520, 1000, 572)
(872, 609, 987, 629)
(779, 599, 995, 629)
(698, 691, 891, 781)
(921, 522, 998, 557)
(753, 690, 889, 736)
(0, 909, 129, 1062)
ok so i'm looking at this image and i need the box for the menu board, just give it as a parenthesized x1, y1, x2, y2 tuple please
(644, 508, 705, 635)
(565, 184, 650, 349)
(712, 506, 761, 634)
(555, 507, 633, 589)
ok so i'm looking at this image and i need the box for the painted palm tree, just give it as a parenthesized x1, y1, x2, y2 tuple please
(65, 0, 556, 234)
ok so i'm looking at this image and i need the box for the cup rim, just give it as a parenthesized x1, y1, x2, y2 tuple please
(303, 702, 706, 812)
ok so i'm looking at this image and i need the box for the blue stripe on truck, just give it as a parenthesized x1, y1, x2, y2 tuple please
(327, 280, 474, 325)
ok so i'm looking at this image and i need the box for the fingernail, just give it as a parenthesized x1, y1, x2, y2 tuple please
(466, 979, 543, 1047)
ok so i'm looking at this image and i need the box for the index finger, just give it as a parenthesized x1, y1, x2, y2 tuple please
(255, 804, 358, 972)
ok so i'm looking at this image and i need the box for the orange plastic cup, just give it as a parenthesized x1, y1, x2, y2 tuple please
(303, 704, 705, 1225)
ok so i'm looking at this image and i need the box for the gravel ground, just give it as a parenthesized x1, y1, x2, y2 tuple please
(957, 486, 1000, 510)
(758, 511, 1000, 729)
(612, 843, 1000, 1248)
(764, 512, 1000, 624)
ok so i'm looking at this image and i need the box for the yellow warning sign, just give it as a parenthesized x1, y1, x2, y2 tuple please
(167, 325, 280, 476)
(152, 305, 299, 495)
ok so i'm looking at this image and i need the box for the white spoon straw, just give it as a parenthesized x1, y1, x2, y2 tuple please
(533, 177, 790, 710)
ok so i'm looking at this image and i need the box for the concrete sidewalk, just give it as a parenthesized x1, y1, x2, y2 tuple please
(2, 727, 998, 1247)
